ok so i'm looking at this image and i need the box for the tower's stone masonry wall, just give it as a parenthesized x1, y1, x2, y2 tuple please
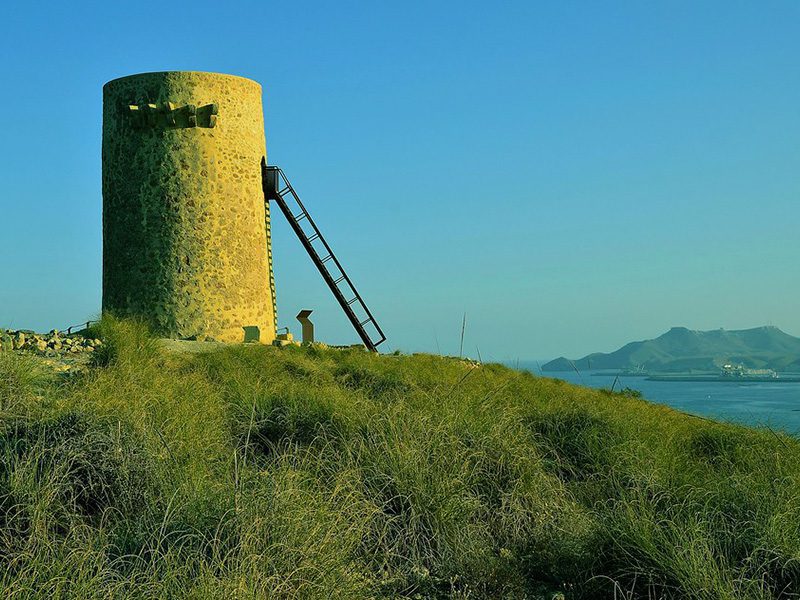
(102, 71, 275, 343)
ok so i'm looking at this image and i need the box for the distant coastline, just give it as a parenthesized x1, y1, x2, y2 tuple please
(646, 374, 800, 383)
(585, 371, 800, 383)
(542, 326, 800, 375)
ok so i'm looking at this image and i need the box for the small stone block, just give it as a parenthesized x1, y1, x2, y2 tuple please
(146, 104, 158, 126)
(128, 105, 145, 128)
(196, 103, 218, 128)
(163, 101, 176, 126)
(242, 325, 260, 343)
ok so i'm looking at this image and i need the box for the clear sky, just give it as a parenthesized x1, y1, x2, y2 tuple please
(1, 1, 798, 361)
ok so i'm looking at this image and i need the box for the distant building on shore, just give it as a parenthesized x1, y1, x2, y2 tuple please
(721, 364, 778, 378)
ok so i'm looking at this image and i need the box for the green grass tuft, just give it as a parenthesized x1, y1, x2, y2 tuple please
(2, 317, 800, 598)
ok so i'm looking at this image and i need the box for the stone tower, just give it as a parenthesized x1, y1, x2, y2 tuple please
(102, 71, 276, 343)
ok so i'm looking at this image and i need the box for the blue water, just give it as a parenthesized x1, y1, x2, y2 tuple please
(512, 362, 800, 435)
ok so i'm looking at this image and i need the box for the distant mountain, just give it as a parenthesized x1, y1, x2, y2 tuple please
(542, 326, 800, 373)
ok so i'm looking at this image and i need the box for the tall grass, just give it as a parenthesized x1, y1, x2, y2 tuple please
(0, 351, 53, 413)
(1, 317, 800, 598)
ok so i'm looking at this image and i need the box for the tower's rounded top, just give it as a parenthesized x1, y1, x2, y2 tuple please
(103, 71, 261, 91)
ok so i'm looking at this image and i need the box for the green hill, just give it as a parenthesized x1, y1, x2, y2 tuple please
(3, 318, 800, 598)
(543, 326, 800, 373)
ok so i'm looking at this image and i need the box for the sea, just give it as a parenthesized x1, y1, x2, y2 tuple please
(511, 362, 800, 435)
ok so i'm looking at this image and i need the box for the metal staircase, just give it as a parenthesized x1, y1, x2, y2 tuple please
(261, 158, 386, 351)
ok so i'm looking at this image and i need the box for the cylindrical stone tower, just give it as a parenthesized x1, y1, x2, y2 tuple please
(102, 71, 276, 343)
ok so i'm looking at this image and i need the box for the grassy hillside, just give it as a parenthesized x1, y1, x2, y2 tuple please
(2, 318, 800, 599)
(543, 326, 800, 372)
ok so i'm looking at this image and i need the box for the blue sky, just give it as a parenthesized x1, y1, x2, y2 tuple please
(1, 1, 798, 360)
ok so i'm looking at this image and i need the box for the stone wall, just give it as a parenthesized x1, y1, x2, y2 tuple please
(102, 71, 275, 343)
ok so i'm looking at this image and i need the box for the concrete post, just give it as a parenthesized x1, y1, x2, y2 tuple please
(296, 310, 314, 344)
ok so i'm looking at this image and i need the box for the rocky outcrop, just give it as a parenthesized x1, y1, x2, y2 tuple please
(0, 328, 102, 356)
